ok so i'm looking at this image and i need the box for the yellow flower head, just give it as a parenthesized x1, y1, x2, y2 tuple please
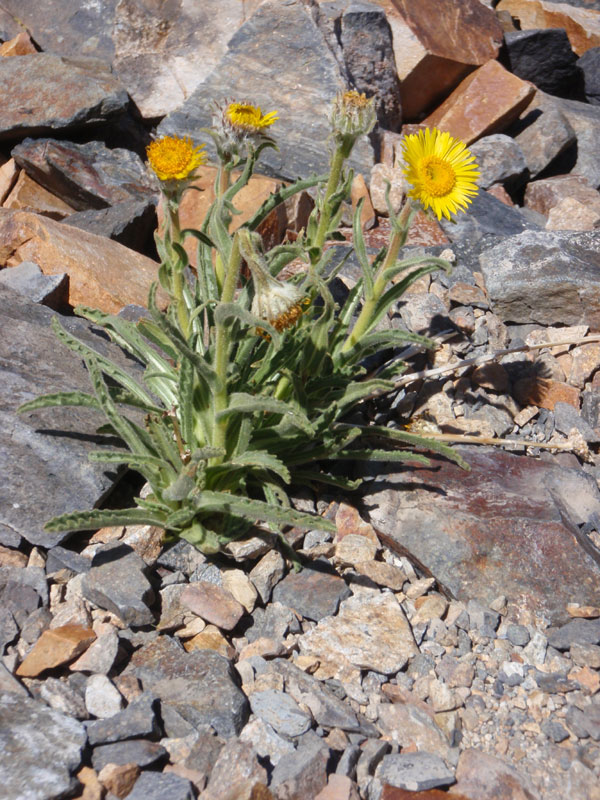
(225, 102, 278, 133)
(401, 128, 479, 221)
(146, 135, 206, 182)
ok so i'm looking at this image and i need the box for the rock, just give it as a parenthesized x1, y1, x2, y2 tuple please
(0, 31, 37, 56)
(554, 402, 600, 443)
(315, 774, 360, 800)
(506, 623, 531, 647)
(239, 717, 295, 768)
(496, 0, 600, 56)
(502, 28, 582, 98)
(183, 625, 236, 659)
(524, 174, 600, 217)
(513, 94, 577, 178)
(392, 0, 503, 120)
(64, 198, 157, 254)
(272, 560, 351, 622)
(181, 581, 245, 631)
(123, 635, 248, 738)
(376, 702, 451, 762)
(82, 543, 155, 628)
(354, 560, 407, 590)
(249, 550, 286, 604)
(376, 752, 455, 792)
(16, 624, 96, 677)
(298, 592, 418, 678)
(249, 689, 312, 739)
(578, 46, 600, 104)
(0, 53, 129, 142)
(39, 677, 89, 720)
(362, 448, 600, 624)
(202, 739, 268, 800)
(245, 602, 301, 644)
(3, 171, 76, 220)
(219, 569, 258, 614)
(478, 229, 600, 327)
(97, 762, 140, 799)
(553, 96, 600, 188)
(0, 691, 86, 800)
(541, 718, 570, 742)
(451, 747, 537, 799)
(91, 739, 168, 772)
(269, 735, 330, 799)
(0, 208, 164, 314)
(85, 673, 124, 719)
(547, 618, 600, 650)
(369, 164, 407, 216)
(468, 134, 528, 192)
(115, 768, 195, 800)
(423, 59, 536, 145)
(545, 196, 600, 231)
(335, 534, 379, 568)
(399, 292, 449, 335)
(571, 642, 600, 668)
(158, 0, 374, 181)
(86, 691, 159, 745)
(439, 190, 537, 243)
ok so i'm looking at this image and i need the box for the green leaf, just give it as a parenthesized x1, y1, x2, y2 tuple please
(229, 450, 291, 484)
(366, 425, 471, 470)
(219, 392, 314, 436)
(331, 448, 431, 465)
(214, 303, 281, 347)
(352, 199, 374, 298)
(18, 391, 100, 414)
(292, 469, 362, 491)
(44, 506, 168, 533)
(245, 173, 326, 231)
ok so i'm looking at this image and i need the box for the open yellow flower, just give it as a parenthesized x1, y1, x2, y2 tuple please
(225, 102, 278, 133)
(146, 135, 206, 182)
(401, 128, 479, 220)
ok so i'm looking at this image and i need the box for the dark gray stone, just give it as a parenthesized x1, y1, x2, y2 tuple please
(0, 262, 68, 310)
(578, 47, 600, 105)
(547, 619, 600, 651)
(566, 704, 590, 739)
(0, 607, 18, 653)
(0, 691, 86, 800)
(12, 138, 157, 212)
(46, 545, 92, 575)
(64, 199, 157, 253)
(478, 229, 600, 328)
(469, 134, 528, 191)
(0, 565, 48, 606)
(376, 752, 455, 791)
(123, 635, 248, 738)
(269, 735, 330, 797)
(513, 99, 576, 178)
(503, 28, 582, 99)
(183, 731, 225, 775)
(541, 718, 570, 743)
(272, 560, 350, 622)
(155, 540, 207, 576)
(439, 189, 539, 244)
(0, 661, 28, 696)
(0, 54, 129, 142)
(506, 624, 531, 647)
(340, 2, 401, 130)
(249, 690, 312, 739)
(158, 0, 374, 181)
(581, 703, 600, 740)
(336, 743, 361, 778)
(82, 542, 155, 627)
(554, 402, 600, 444)
(2, 284, 144, 548)
(124, 771, 195, 800)
(356, 738, 391, 784)
(534, 670, 576, 693)
(91, 738, 167, 771)
(467, 600, 501, 634)
(85, 692, 160, 745)
(554, 96, 600, 188)
(20, 607, 53, 645)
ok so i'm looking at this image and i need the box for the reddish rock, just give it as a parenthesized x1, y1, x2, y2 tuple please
(183, 625, 236, 659)
(361, 214, 448, 251)
(424, 59, 536, 145)
(486, 184, 514, 206)
(0, 32, 37, 57)
(97, 763, 140, 799)
(450, 748, 536, 799)
(181, 581, 246, 631)
(546, 197, 600, 231)
(0, 158, 18, 203)
(393, 0, 503, 120)
(383, 788, 471, 800)
(524, 175, 600, 217)
(335, 502, 380, 545)
(351, 173, 376, 230)
(315, 774, 360, 800)
(3, 171, 76, 220)
(0, 209, 166, 313)
(497, 0, 600, 55)
(16, 624, 96, 677)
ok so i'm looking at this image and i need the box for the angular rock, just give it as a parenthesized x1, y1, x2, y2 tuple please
(16, 624, 96, 677)
(120, 769, 195, 800)
(270, 735, 330, 799)
(376, 752, 454, 792)
(181, 581, 245, 631)
(362, 448, 600, 623)
(513, 94, 577, 178)
(91, 738, 167, 772)
(439, 190, 537, 243)
(123, 635, 248, 738)
(469, 134, 528, 192)
(0, 691, 86, 800)
(85, 691, 159, 745)
(553, 96, 600, 188)
(503, 28, 582, 98)
(578, 46, 600, 104)
(0, 607, 18, 652)
(0, 54, 129, 142)
(69, 629, 120, 674)
(249, 549, 286, 604)
(478, 229, 600, 327)
(392, 0, 503, 120)
(249, 690, 312, 739)
(547, 195, 600, 229)
(39, 677, 88, 720)
(158, 0, 374, 181)
(3, 171, 76, 220)
(245, 602, 301, 644)
(64, 199, 157, 254)
(272, 560, 351, 622)
(496, 0, 600, 55)
(0, 208, 164, 313)
(202, 739, 268, 800)
(424, 59, 535, 145)
(524, 174, 600, 217)
(298, 592, 418, 678)
(451, 747, 536, 799)
(82, 542, 155, 628)
(547, 618, 600, 651)
(376, 703, 451, 762)
(97, 762, 140, 799)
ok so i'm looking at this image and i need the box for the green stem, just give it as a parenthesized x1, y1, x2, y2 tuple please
(166, 197, 191, 339)
(312, 143, 348, 262)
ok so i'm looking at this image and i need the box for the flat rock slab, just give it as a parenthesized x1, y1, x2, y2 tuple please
(0, 53, 129, 142)
(478, 229, 600, 327)
(362, 448, 600, 624)
(158, 0, 374, 181)
(0, 285, 142, 548)
(0, 691, 86, 800)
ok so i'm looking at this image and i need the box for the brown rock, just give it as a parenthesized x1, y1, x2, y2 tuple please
(369, 164, 406, 216)
(546, 197, 600, 231)
(181, 581, 246, 630)
(354, 560, 407, 590)
(524, 175, 600, 217)
(238, 637, 284, 661)
(0, 208, 165, 313)
(97, 762, 140, 799)
(497, 0, 600, 55)
(567, 603, 600, 618)
(383, 789, 471, 800)
(448, 282, 488, 309)
(315, 774, 360, 800)
(75, 766, 103, 800)
(393, 0, 503, 120)
(486, 183, 514, 206)
(513, 377, 580, 411)
(16, 624, 96, 677)
(0, 32, 37, 57)
(568, 665, 600, 695)
(450, 748, 536, 800)
(568, 343, 600, 388)
(0, 158, 18, 203)
(3, 170, 76, 220)
(335, 502, 380, 545)
(351, 173, 376, 230)
(183, 625, 236, 659)
(424, 59, 536, 145)
(0, 544, 28, 567)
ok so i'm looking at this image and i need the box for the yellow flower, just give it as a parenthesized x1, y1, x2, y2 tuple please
(225, 102, 278, 133)
(401, 128, 479, 220)
(146, 135, 206, 182)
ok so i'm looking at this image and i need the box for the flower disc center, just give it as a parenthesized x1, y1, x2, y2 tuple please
(419, 156, 456, 197)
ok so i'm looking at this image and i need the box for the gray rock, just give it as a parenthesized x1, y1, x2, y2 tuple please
(506, 623, 531, 647)
(0, 607, 18, 652)
(356, 738, 391, 785)
(467, 600, 500, 635)
(82, 542, 155, 627)
(439, 190, 539, 244)
(158, 0, 374, 181)
(272, 560, 350, 621)
(0, 565, 48, 607)
(12, 138, 157, 211)
(581, 703, 600, 740)
(269, 735, 330, 798)
(155, 540, 207, 576)
(39, 677, 89, 720)
(123, 771, 194, 800)
(85, 673, 124, 719)
(534, 670, 576, 693)
(123, 635, 248, 738)
(64, 199, 157, 254)
(541, 718, 570, 743)
(86, 692, 159, 745)
(469, 134, 528, 191)
(340, 3, 401, 130)
(0, 262, 68, 310)
(503, 28, 582, 98)
(566, 704, 590, 739)
(1, 285, 143, 548)
(376, 752, 455, 792)
(183, 730, 225, 775)
(0, 54, 129, 142)
(91, 738, 167, 771)
(399, 292, 449, 336)
(578, 47, 600, 105)
(514, 100, 576, 178)
(249, 689, 312, 739)
(0, 661, 28, 695)
(0, 691, 86, 800)
(46, 545, 92, 575)
(239, 717, 294, 767)
(554, 402, 600, 443)
(203, 739, 267, 796)
(554, 96, 600, 188)
(336, 743, 362, 778)
(547, 618, 600, 651)
(479, 229, 600, 327)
